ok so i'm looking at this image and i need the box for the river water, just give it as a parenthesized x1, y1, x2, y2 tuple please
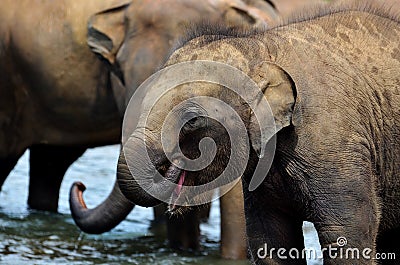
(0, 145, 322, 265)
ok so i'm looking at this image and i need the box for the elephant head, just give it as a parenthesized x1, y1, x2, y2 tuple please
(114, 34, 298, 212)
(87, 0, 278, 113)
(69, 0, 279, 234)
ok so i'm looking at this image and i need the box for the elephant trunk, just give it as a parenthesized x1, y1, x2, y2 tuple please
(69, 180, 134, 234)
(117, 134, 182, 207)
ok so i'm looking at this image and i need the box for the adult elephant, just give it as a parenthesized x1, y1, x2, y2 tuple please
(0, 0, 278, 259)
(107, 3, 400, 265)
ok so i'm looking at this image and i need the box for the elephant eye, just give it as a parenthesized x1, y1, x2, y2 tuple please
(187, 117, 200, 127)
(182, 113, 205, 130)
(180, 106, 207, 131)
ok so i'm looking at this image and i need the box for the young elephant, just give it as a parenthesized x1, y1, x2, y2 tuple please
(114, 4, 400, 265)
(0, 0, 278, 259)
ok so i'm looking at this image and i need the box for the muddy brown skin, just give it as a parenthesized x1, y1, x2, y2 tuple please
(116, 4, 400, 265)
(276, 0, 332, 17)
(0, 0, 130, 212)
(0, 0, 278, 258)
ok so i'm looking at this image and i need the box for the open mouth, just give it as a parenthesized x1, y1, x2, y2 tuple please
(168, 169, 186, 212)
(157, 158, 187, 212)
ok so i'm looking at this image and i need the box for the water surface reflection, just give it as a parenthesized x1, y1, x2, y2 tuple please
(0, 145, 320, 265)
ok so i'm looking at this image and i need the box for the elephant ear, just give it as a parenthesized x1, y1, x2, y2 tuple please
(223, 0, 279, 28)
(249, 62, 297, 157)
(87, 0, 131, 82)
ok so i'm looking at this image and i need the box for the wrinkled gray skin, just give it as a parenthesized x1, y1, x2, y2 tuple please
(116, 5, 400, 265)
(0, 0, 278, 258)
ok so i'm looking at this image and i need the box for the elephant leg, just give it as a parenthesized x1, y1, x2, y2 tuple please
(153, 204, 202, 250)
(314, 222, 378, 265)
(246, 208, 306, 265)
(167, 208, 200, 250)
(28, 145, 86, 212)
(220, 180, 247, 259)
(0, 154, 23, 191)
(151, 204, 168, 236)
(198, 202, 211, 222)
(376, 227, 400, 264)
(312, 196, 379, 264)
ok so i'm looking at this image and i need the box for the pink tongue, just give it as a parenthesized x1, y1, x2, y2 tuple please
(174, 171, 186, 195)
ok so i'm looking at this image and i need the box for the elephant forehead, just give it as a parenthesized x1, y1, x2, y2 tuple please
(144, 82, 223, 112)
(126, 0, 221, 27)
(168, 39, 252, 73)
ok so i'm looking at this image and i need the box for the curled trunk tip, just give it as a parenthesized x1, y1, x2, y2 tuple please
(71, 181, 88, 208)
(69, 180, 135, 234)
(74, 181, 86, 191)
